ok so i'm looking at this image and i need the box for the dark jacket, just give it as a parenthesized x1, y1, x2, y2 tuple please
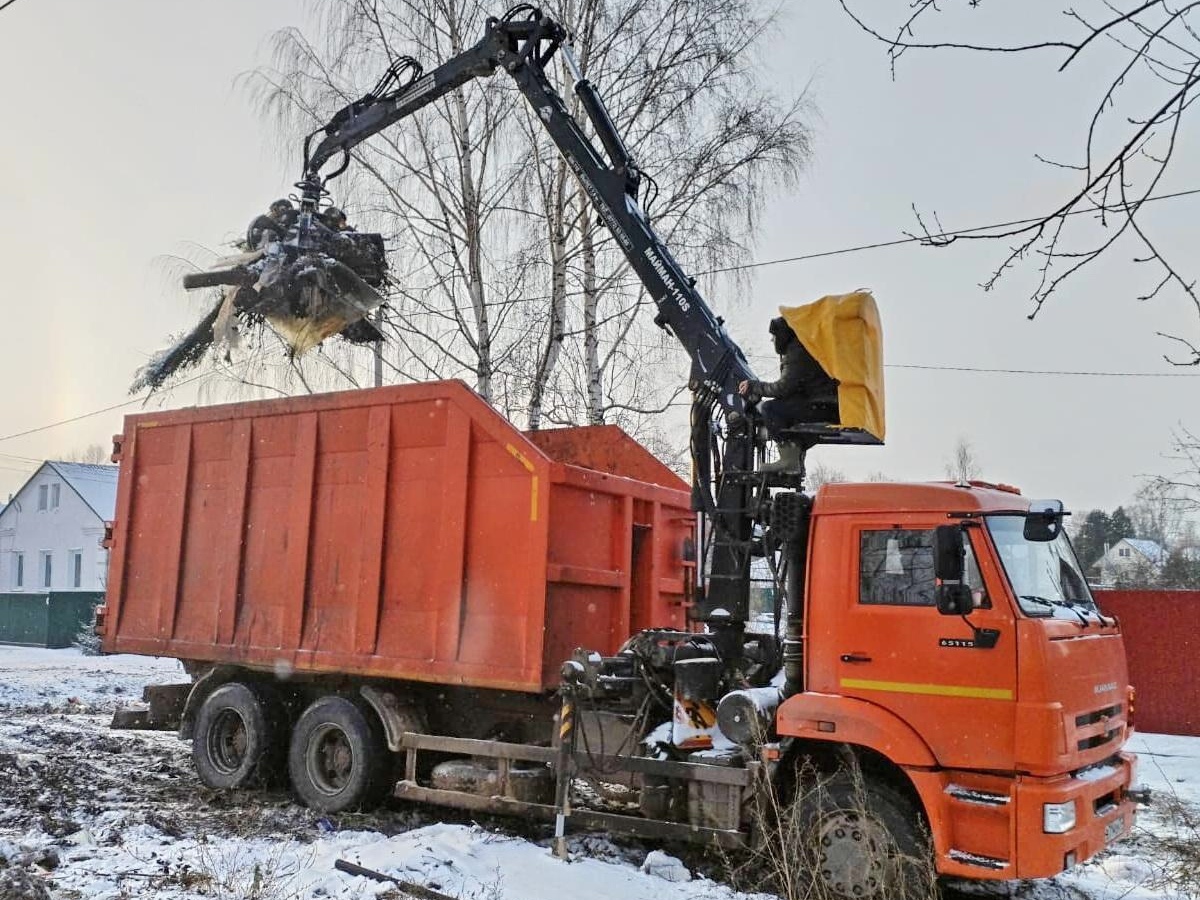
(749, 340, 836, 401)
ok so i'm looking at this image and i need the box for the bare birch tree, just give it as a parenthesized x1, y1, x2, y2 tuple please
(246, 0, 534, 405)
(839, 1, 1200, 362)
(944, 436, 982, 484)
(230, 0, 809, 452)
(518, 0, 812, 432)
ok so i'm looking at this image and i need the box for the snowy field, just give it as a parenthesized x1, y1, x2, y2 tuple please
(0, 645, 1196, 900)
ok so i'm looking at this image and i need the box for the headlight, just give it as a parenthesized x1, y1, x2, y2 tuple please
(1043, 800, 1077, 834)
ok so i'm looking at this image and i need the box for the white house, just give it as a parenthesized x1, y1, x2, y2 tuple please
(1090, 538, 1166, 587)
(0, 462, 118, 592)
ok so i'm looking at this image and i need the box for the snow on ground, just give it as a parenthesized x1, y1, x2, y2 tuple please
(0, 645, 184, 711)
(0, 645, 1196, 900)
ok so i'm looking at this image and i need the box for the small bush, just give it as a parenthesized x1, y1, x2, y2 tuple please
(71, 623, 102, 657)
(1146, 791, 1200, 896)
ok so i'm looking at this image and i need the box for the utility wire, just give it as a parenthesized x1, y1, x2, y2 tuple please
(0, 375, 207, 445)
(386, 186, 1200, 313)
(2, 360, 1194, 450)
(4, 187, 1197, 448)
(693, 187, 1200, 277)
(889, 364, 1200, 377)
(0, 0, 23, 12)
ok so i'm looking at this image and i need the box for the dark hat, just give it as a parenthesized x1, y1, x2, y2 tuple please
(269, 198, 294, 212)
(768, 316, 792, 336)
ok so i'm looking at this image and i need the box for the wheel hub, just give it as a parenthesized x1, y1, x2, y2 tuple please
(208, 709, 249, 774)
(816, 809, 892, 898)
(308, 724, 354, 795)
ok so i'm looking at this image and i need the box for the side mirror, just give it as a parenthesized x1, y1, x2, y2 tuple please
(934, 525, 970, 616)
(1024, 499, 1065, 542)
(933, 525, 965, 581)
(936, 583, 973, 616)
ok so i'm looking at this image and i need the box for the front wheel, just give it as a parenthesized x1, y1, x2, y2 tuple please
(802, 775, 932, 900)
(288, 695, 390, 812)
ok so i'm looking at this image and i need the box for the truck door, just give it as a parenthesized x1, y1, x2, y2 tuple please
(817, 520, 1017, 771)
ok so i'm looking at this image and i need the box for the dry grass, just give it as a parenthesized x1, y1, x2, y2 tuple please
(1144, 791, 1200, 896)
(725, 758, 939, 900)
(143, 837, 312, 900)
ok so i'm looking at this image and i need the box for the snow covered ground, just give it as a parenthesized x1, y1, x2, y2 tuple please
(0, 645, 1196, 900)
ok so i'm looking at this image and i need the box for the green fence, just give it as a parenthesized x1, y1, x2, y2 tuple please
(0, 592, 104, 649)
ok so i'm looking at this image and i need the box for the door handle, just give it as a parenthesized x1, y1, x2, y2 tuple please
(840, 653, 873, 664)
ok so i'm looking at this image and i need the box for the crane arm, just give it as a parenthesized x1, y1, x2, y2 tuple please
(300, 7, 759, 624)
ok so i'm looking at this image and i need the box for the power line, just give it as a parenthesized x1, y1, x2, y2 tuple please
(2, 359, 1194, 452)
(0, 0, 23, 12)
(0, 375, 207, 445)
(693, 187, 1200, 277)
(4, 187, 1197, 448)
(384, 186, 1200, 314)
(888, 363, 1200, 377)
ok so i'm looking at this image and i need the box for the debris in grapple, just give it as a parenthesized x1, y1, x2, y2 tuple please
(133, 201, 389, 392)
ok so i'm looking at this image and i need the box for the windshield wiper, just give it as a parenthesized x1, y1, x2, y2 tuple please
(1019, 595, 1088, 628)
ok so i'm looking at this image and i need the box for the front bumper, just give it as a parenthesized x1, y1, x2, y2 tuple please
(1013, 751, 1137, 879)
(931, 751, 1137, 880)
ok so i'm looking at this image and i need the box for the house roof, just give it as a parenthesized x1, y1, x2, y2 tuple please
(45, 462, 119, 520)
(1123, 538, 1166, 565)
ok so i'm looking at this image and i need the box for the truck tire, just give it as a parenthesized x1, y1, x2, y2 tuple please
(192, 682, 280, 790)
(288, 695, 389, 813)
(801, 775, 931, 900)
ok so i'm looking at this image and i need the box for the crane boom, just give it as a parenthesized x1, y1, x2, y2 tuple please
(299, 7, 763, 627)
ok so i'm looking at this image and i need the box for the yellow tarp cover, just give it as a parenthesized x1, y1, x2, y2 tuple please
(780, 290, 885, 443)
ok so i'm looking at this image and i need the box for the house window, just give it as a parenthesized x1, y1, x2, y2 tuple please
(37, 484, 48, 511)
(13, 553, 24, 589)
(71, 550, 83, 588)
(1118, 547, 1130, 558)
(40, 551, 52, 589)
(51, 483, 61, 509)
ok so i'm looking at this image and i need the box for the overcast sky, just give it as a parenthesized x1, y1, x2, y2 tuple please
(0, 0, 1196, 514)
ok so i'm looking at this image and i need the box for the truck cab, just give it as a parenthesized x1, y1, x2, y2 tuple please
(779, 480, 1136, 880)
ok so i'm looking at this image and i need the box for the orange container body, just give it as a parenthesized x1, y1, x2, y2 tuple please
(101, 381, 691, 693)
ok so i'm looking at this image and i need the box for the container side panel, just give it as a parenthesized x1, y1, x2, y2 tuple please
(237, 415, 300, 650)
(302, 407, 371, 653)
(456, 434, 537, 677)
(542, 584, 620, 674)
(119, 424, 190, 642)
(643, 502, 691, 631)
(547, 486, 620, 572)
(375, 400, 451, 664)
(281, 414, 318, 650)
(376, 447, 446, 663)
(540, 485, 624, 683)
(173, 419, 236, 646)
(216, 421, 252, 645)
(354, 406, 391, 655)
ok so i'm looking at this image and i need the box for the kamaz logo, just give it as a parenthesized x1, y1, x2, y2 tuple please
(1094, 682, 1118, 694)
(644, 247, 690, 313)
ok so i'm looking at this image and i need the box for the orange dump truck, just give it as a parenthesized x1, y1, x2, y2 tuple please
(98, 381, 1138, 896)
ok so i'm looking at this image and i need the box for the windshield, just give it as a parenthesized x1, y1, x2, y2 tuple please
(985, 515, 1099, 619)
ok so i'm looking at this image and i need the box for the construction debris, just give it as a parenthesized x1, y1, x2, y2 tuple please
(133, 203, 389, 392)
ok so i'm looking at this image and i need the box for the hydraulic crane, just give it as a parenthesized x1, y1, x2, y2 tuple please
(287, 6, 878, 681)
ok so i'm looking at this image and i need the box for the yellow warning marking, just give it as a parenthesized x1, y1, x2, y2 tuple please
(840, 677, 1013, 701)
(505, 444, 539, 522)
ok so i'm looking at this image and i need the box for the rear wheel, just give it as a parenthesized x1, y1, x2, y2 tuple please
(192, 682, 280, 790)
(288, 695, 390, 812)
